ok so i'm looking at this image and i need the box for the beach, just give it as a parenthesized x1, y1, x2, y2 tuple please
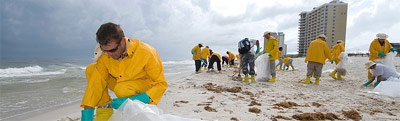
(12, 57, 400, 121)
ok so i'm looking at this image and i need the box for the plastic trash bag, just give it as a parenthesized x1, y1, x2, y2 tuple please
(255, 53, 271, 82)
(109, 99, 203, 121)
(372, 77, 400, 97)
(336, 52, 350, 76)
(374, 51, 397, 71)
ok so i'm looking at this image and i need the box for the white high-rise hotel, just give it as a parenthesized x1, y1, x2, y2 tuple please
(298, 0, 347, 56)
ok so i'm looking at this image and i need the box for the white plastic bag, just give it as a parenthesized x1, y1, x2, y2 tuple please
(110, 99, 203, 121)
(372, 77, 400, 97)
(374, 51, 397, 70)
(255, 53, 271, 82)
(336, 52, 350, 76)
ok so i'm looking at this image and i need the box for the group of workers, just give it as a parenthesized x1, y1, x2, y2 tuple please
(191, 43, 240, 74)
(191, 32, 399, 88)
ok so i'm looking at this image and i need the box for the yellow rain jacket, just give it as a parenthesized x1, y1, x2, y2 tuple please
(283, 57, 292, 64)
(81, 38, 168, 108)
(369, 39, 393, 61)
(236, 54, 240, 60)
(201, 47, 210, 60)
(305, 38, 332, 64)
(330, 43, 345, 64)
(277, 51, 282, 59)
(212, 52, 222, 62)
(192, 45, 201, 60)
(228, 51, 235, 61)
(264, 36, 279, 60)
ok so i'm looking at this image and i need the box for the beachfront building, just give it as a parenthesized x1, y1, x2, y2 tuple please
(297, 0, 348, 56)
(268, 32, 287, 56)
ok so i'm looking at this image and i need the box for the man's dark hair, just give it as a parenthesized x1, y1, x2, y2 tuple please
(279, 47, 283, 51)
(96, 22, 125, 45)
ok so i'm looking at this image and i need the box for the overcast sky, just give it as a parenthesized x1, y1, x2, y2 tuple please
(1, 0, 399, 60)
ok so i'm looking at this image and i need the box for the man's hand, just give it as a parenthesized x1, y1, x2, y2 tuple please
(81, 108, 94, 121)
(378, 52, 386, 58)
(110, 93, 150, 109)
(390, 48, 398, 52)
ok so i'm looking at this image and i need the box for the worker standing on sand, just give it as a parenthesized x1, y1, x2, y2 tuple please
(201, 46, 210, 71)
(301, 34, 332, 85)
(365, 33, 398, 85)
(275, 47, 284, 70)
(263, 31, 279, 82)
(192, 43, 203, 73)
(363, 61, 400, 87)
(238, 38, 259, 83)
(329, 40, 346, 80)
(81, 22, 168, 121)
(207, 50, 222, 73)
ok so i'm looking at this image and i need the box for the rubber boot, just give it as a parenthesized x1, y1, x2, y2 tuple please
(292, 68, 295, 71)
(268, 77, 276, 82)
(315, 77, 320, 85)
(329, 70, 337, 80)
(243, 74, 249, 82)
(373, 81, 381, 87)
(363, 81, 373, 87)
(337, 74, 346, 80)
(204, 67, 207, 70)
(301, 76, 311, 84)
(218, 70, 222, 73)
(93, 108, 113, 121)
(250, 75, 256, 83)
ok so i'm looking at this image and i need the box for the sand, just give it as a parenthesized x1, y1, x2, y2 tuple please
(22, 57, 400, 121)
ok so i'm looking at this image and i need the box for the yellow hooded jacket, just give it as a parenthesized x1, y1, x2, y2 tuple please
(277, 51, 282, 59)
(305, 38, 332, 64)
(236, 54, 240, 60)
(264, 36, 279, 60)
(212, 52, 222, 62)
(283, 57, 292, 64)
(228, 51, 235, 61)
(81, 38, 168, 108)
(192, 45, 201, 60)
(330, 43, 345, 64)
(369, 39, 393, 61)
(201, 47, 210, 60)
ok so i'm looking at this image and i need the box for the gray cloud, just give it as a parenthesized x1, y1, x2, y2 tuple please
(1, 0, 399, 60)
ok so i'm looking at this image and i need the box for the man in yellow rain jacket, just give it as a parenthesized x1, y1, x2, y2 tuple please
(227, 51, 235, 67)
(201, 46, 210, 70)
(81, 23, 168, 121)
(264, 31, 279, 82)
(192, 43, 203, 73)
(301, 34, 332, 85)
(283, 57, 295, 71)
(329, 40, 345, 80)
(364, 33, 397, 85)
(207, 50, 222, 73)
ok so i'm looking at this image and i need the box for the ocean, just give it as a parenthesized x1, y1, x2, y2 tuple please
(0, 56, 194, 120)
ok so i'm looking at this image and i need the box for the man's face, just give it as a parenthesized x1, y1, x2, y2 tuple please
(264, 34, 270, 39)
(100, 38, 124, 60)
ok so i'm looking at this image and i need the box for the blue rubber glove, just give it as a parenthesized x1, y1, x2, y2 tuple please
(110, 93, 150, 109)
(331, 60, 334, 64)
(255, 45, 260, 54)
(81, 108, 94, 121)
(378, 52, 386, 58)
(191, 51, 194, 55)
(390, 48, 398, 52)
(363, 81, 372, 87)
(373, 81, 381, 87)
